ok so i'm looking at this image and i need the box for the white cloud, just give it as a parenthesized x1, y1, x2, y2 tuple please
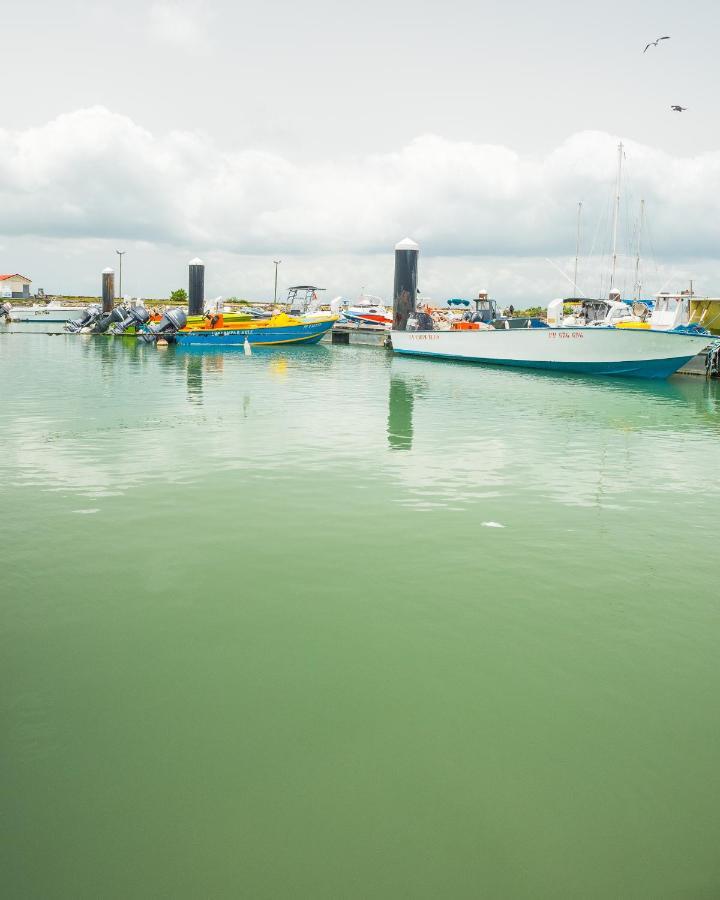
(147, 1, 208, 50)
(1, 107, 720, 301)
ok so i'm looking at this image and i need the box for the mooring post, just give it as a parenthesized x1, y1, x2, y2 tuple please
(188, 258, 205, 316)
(392, 238, 419, 330)
(102, 268, 115, 313)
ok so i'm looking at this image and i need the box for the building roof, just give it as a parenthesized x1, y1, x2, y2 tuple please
(0, 273, 31, 282)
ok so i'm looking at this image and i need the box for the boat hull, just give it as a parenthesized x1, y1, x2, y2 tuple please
(390, 327, 712, 379)
(175, 317, 335, 347)
(8, 306, 86, 323)
(343, 312, 392, 327)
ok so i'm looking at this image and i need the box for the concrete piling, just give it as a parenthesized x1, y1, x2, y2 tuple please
(392, 238, 419, 331)
(188, 258, 205, 316)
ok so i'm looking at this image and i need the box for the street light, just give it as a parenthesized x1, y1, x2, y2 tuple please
(115, 250, 126, 301)
(273, 260, 282, 304)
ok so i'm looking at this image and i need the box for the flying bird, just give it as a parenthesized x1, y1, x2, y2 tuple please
(670, 105, 687, 112)
(644, 36, 670, 52)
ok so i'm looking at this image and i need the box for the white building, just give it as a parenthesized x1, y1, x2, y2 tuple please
(0, 273, 32, 299)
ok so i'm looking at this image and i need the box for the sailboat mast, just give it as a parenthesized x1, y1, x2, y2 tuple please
(609, 141, 623, 293)
(573, 201, 582, 297)
(634, 198, 645, 301)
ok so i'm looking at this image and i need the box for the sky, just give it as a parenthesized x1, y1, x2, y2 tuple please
(1, 0, 719, 303)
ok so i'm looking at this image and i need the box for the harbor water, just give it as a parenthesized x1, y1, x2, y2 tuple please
(2, 326, 720, 899)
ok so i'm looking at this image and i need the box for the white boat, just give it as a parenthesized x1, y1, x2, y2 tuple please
(334, 294, 392, 328)
(390, 325, 711, 379)
(7, 301, 88, 323)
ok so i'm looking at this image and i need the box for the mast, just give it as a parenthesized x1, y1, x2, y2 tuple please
(633, 198, 644, 301)
(609, 141, 623, 293)
(573, 201, 582, 297)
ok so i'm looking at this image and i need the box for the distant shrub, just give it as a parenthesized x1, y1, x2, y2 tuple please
(170, 288, 188, 304)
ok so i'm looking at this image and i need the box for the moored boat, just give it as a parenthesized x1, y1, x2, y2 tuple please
(390, 325, 711, 379)
(8, 301, 88, 323)
(340, 294, 392, 328)
(175, 312, 337, 347)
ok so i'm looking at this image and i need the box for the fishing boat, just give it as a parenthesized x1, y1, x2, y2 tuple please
(390, 324, 711, 379)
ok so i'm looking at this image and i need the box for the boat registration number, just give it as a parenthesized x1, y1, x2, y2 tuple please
(549, 331, 584, 339)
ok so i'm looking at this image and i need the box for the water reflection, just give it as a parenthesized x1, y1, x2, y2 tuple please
(386, 355, 720, 510)
(186, 356, 203, 404)
(387, 377, 414, 450)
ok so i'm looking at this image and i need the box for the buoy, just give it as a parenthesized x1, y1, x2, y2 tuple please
(244, 337, 252, 356)
(157, 338, 169, 349)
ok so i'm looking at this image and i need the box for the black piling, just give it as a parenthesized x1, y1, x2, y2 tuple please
(102, 268, 115, 313)
(188, 258, 205, 316)
(392, 238, 419, 331)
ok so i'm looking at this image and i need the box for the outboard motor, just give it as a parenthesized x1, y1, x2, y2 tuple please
(91, 302, 131, 334)
(65, 304, 102, 333)
(1, 302, 11, 322)
(110, 305, 151, 334)
(140, 307, 187, 342)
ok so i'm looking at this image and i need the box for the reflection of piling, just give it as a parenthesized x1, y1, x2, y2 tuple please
(102, 268, 115, 313)
(188, 257, 205, 316)
(186, 355, 203, 403)
(392, 237, 419, 331)
(387, 377, 414, 450)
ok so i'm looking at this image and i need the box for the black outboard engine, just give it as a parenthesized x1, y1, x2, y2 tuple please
(1, 302, 11, 322)
(65, 304, 102, 333)
(91, 302, 131, 334)
(140, 307, 187, 343)
(110, 305, 151, 334)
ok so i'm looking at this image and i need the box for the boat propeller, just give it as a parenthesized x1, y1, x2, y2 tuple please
(65, 304, 103, 333)
(110, 305, 151, 334)
(90, 302, 132, 334)
(139, 307, 188, 342)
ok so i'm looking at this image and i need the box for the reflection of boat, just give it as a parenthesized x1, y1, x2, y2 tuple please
(391, 325, 711, 379)
(387, 377, 415, 450)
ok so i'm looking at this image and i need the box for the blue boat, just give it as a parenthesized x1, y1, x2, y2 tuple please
(174, 314, 337, 348)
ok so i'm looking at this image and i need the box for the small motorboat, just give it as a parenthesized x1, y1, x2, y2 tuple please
(175, 311, 338, 348)
(338, 294, 392, 328)
(7, 301, 88, 323)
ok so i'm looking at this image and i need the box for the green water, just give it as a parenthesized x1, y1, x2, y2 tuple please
(2, 327, 720, 899)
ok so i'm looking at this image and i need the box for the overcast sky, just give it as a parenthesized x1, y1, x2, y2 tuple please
(1, 0, 718, 303)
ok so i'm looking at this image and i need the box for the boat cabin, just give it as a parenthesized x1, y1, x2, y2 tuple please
(650, 292, 690, 330)
(286, 285, 325, 314)
(466, 294, 498, 324)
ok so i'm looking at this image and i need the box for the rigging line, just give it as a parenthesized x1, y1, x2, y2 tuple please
(544, 258, 587, 297)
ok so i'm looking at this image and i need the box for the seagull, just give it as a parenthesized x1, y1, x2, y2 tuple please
(670, 105, 687, 112)
(644, 35, 670, 52)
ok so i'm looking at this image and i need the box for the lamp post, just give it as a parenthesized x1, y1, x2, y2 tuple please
(273, 260, 282, 303)
(115, 250, 126, 301)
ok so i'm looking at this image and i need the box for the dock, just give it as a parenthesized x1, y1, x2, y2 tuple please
(323, 325, 389, 347)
